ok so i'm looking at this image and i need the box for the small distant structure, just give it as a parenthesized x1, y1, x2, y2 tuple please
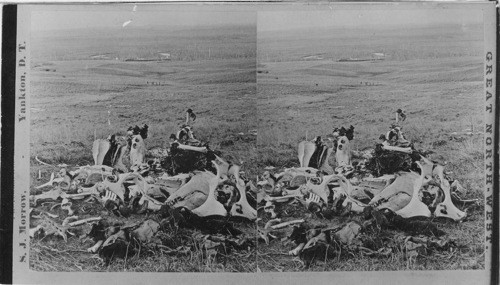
(302, 54, 324, 61)
(90, 54, 111, 60)
(158, 53, 171, 60)
(122, 52, 171, 62)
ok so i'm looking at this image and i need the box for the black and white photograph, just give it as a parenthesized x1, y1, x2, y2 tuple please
(6, 2, 497, 285)
(256, 6, 491, 273)
(25, 4, 258, 273)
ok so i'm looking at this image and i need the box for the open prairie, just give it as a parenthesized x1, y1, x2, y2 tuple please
(256, 23, 485, 271)
(31, 25, 257, 170)
(30, 24, 257, 272)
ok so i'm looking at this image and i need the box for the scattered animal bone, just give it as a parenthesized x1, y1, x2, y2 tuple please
(298, 138, 317, 168)
(35, 173, 58, 189)
(450, 180, 466, 195)
(333, 221, 361, 245)
(298, 137, 335, 173)
(175, 142, 208, 153)
(67, 217, 102, 227)
(159, 172, 191, 183)
(264, 201, 277, 218)
(381, 145, 413, 154)
(396, 109, 406, 123)
(71, 165, 115, 186)
(301, 174, 337, 204)
(96, 172, 144, 202)
(335, 135, 352, 167)
(29, 225, 43, 238)
(35, 156, 54, 167)
(50, 198, 75, 216)
(329, 175, 367, 213)
(230, 166, 257, 220)
(289, 243, 305, 256)
(129, 134, 147, 167)
(92, 135, 128, 172)
(385, 125, 410, 147)
(128, 174, 166, 210)
(87, 240, 104, 253)
(31, 188, 64, 205)
(369, 172, 419, 212)
(166, 171, 213, 210)
(282, 187, 306, 197)
(213, 155, 241, 181)
(395, 162, 432, 218)
(270, 219, 305, 230)
(265, 194, 303, 203)
(432, 166, 467, 221)
(258, 170, 277, 191)
(192, 160, 228, 217)
(258, 219, 305, 244)
(304, 193, 322, 212)
(176, 125, 198, 145)
(30, 212, 76, 242)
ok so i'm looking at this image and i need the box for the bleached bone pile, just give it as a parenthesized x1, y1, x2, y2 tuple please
(30, 125, 258, 265)
(254, 124, 478, 265)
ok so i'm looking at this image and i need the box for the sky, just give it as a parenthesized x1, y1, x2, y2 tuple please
(30, 4, 484, 33)
(258, 8, 483, 32)
(30, 4, 256, 32)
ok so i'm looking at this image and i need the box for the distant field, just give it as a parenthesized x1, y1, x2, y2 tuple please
(29, 24, 258, 272)
(256, 23, 485, 271)
(30, 24, 258, 173)
(32, 25, 256, 62)
(29, 18, 486, 272)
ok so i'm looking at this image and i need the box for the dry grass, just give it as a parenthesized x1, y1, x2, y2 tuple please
(29, 20, 486, 273)
(255, 22, 485, 271)
(29, 24, 258, 272)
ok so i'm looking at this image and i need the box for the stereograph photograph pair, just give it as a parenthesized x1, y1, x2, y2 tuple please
(2, 2, 497, 284)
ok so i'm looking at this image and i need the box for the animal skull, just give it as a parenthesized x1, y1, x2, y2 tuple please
(335, 135, 352, 167)
(129, 134, 147, 167)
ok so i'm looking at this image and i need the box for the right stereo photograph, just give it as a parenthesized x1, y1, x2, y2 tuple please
(256, 5, 489, 274)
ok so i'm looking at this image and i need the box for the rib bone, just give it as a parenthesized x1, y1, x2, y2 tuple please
(303, 174, 337, 204)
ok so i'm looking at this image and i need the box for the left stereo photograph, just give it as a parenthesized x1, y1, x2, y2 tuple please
(13, 4, 258, 277)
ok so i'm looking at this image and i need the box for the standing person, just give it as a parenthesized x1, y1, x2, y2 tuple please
(185, 108, 196, 126)
(396, 108, 406, 124)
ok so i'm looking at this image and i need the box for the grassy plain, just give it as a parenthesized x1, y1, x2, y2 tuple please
(29, 24, 258, 272)
(29, 19, 486, 273)
(256, 23, 485, 271)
